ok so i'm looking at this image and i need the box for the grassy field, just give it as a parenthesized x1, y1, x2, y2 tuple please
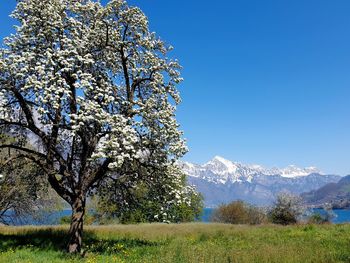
(0, 223, 350, 263)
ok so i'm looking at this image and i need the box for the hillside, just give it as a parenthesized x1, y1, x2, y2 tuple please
(302, 175, 350, 208)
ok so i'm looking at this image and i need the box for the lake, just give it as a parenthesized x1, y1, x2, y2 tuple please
(4, 208, 350, 225)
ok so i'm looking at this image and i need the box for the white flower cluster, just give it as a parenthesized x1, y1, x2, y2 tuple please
(0, 90, 8, 119)
(150, 164, 201, 223)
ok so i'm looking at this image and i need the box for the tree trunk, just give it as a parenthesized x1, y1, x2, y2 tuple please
(68, 194, 86, 254)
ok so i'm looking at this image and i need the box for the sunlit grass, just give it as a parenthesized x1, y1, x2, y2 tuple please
(1, 223, 350, 262)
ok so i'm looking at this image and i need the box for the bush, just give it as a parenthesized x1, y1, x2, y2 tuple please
(307, 204, 336, 224)
(307, 213, 329, 224)
(247, 206, 268, 225)
(211, 200, 267, 225)
(59, 215, 71, 225)
(268, 193, 304, 225)
(59, 212, 96, 225)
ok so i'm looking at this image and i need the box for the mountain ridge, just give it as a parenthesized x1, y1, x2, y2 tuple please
(181, 156, 341, 207)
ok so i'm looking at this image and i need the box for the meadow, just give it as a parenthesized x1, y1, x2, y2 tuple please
(0, 223, 350, 263)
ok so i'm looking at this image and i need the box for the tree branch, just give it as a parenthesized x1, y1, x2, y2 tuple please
(0, 144, 47, 159)
(8, 85, 46, 140)
(84, 158, 112, 192)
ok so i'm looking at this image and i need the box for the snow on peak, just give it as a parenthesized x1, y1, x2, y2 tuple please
(280, 165, 321, 178)
(181, 156, 323, 185)
(213, 155, 230, 163)
(205, 156, 238, 174)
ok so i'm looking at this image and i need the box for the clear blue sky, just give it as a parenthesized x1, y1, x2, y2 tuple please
(1, 1, 350, 175)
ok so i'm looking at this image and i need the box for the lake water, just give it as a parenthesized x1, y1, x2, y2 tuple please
(200, 208, 350, 223)
(4, 208, 350, 225)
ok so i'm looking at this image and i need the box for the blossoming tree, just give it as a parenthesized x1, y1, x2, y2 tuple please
(0, 0, 188, 253)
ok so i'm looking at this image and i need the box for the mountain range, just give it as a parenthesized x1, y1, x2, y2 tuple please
(181, 156, 341, 207)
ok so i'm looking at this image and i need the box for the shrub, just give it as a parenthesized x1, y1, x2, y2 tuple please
(211, 200, 267, 225)
(307, 213, 329, 224)
(268, 193, 304, 225)
(59, 215, 71, 225)
(59, 212, 96, 225)
(307, 204, 336, 224)
(247, 206, 268, 225)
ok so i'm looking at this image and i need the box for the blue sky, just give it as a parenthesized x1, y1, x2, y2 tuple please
(1, 1, 350, 175)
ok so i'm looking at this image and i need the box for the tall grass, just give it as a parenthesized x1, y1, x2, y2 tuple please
(1, 223, 350, 262)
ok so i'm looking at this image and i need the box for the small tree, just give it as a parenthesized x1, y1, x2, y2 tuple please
(0, 0, 186, 253)
(0, 151, 40, 225)
(269, 193, 304, 225)
(211, 200, 267, 225)
(95, 164, 203, 224)
(0, 134, 62, 225)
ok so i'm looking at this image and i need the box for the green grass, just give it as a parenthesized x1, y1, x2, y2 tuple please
(0, 223, 350, 263)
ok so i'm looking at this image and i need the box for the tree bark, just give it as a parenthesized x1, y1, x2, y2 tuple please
(68, 194, 86, 254)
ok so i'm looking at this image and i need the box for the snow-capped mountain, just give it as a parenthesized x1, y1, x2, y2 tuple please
(181, 156, 340, 207)
(182, 156, 322, 184)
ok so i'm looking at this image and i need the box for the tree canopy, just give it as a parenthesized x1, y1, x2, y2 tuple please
(0, 0, 190, 253)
